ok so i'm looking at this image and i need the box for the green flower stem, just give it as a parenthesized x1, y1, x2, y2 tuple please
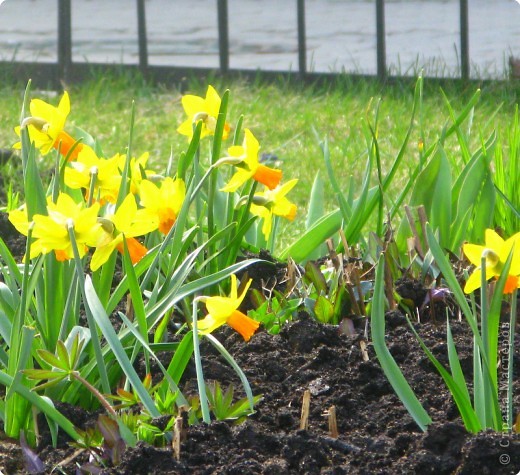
(87, 167, 98, 207)
(506, 289, 517, 430)
(479, 256, 494, 428)
(207, 90, 229, 278)
(67, 224, 111, 395)
(116, 101, 136, 207)
(480, 256, 489, 361)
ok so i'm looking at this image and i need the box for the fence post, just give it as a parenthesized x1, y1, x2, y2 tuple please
(137, 0, 148, 73)
(375, 0, 386, 80)
(217, 0, 229, 74)
(297, 0, 306, 77)
(57, 0, 72, 84)
(460, 0, 469, 80)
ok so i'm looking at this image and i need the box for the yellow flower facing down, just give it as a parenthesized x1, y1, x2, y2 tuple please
(139, 177, 186, 235)
(13, 91, 83, 160)
(463, 229, 520, 294)
(197, 275, 260, 341)
(30, 193, 101, 261)
(177, 85, 231, 140)
(249, 179, 298, 241)
(220, 128, 282, 192)
(64, 146, 122, 204)
(91, 193, 158, 271)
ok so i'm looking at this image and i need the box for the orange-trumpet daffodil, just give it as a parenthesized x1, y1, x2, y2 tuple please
(13, 91, 83, 160)
(197, 275, 260, 341)
(463, 229, 520, 294)
(177, 85, 230, 140)
(249, 179, 298, 241)
(139, 177, 186, 235)
(220, 128, 282, 192)
(16, 193, 102, 261)
(91, 194, 158, 271)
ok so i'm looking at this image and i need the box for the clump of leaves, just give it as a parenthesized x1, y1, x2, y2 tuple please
(204, 381, 262, 422)
(248, 289, 300, 334)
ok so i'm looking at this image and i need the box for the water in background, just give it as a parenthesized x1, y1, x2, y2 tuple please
(0, 0, 518, 78)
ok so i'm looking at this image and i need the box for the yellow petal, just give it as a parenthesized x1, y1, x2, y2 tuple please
(501, 233, 520, 275)
(464, 268, 483, 293)
(205, 296, 239, 320)
(220, 168, 254, 192)
(463, 243, 487, 267)
(197, 314, 224, 335)
(91, 238, 118, 271)
(484, 229, 504, 252)
(181, 95, 206, 117)
(205, 85, 222, 117)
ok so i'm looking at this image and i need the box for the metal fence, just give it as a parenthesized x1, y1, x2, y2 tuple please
(1, 0, 472, 87)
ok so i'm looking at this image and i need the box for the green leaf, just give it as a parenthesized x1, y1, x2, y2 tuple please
(0, 369, 79, 440)
(36, 349, 68, 372)
(314, 295, 334, 323)
(406, 317, 481, 432)
(304, 171, 327, 260)
(370, 254, 432, 432)
(84, 276, 160, 418)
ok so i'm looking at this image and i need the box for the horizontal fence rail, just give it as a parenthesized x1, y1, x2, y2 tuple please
(1, 0, 474, 88)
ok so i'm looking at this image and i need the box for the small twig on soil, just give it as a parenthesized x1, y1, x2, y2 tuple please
(55, 448, 87, 470)
(359, 339, 370, 361)
(326, 239, 342, 272)
(300, 389, 311, 430)
(327, 406, 339, 438)
(173, 406, 188, 460)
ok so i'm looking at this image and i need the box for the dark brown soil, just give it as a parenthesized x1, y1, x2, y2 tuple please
(1, 311, 519, 474)
(0, 226, 519, 474)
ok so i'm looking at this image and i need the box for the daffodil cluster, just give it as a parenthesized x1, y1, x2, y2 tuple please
(179, 86, 298, 242)
(9, 85, 299, 342)
(176, 85, 300, 340)
(10, 91, 186, 270)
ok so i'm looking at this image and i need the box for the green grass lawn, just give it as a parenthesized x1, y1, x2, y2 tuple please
(0, 73, 518, 245)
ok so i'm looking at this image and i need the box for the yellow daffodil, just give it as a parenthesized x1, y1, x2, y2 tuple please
(249, 179, 298, 241)
(139, 177, 186, 235)
(28, 193, 101, 261)
(13, 91, 83, 160)
(64, 146, 122, 204)
(220, 128, 282, 192)
(177, 85, 230, 140)
(118, 152, 158, 195)
(197, 274, 260, 341)
(91, 194, 158, 271)
(463, 229, 520, 294)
